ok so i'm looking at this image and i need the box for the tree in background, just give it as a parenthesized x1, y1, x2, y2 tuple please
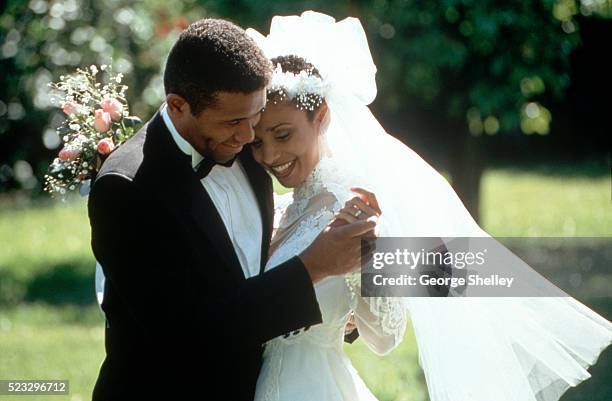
(202, 0, 612, 220)
(361, 0, 612, 220)
(0, 0, 205, 194)
(1, 0, 610, 220)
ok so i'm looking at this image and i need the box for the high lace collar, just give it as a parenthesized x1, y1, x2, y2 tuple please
(292, 157, 336, 202)
(279, 156, 348, 229)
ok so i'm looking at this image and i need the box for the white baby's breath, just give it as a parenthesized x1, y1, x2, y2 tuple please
(45, 64, 140, 198)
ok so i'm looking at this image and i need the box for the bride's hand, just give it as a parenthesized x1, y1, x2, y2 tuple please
(332, 187, 382, 226)
(350, 187, 382, 215)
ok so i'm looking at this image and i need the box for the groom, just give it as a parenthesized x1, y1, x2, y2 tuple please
(88, 18, 376, 401)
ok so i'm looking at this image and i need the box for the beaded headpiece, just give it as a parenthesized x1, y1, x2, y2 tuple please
(267, 63, 330, 111)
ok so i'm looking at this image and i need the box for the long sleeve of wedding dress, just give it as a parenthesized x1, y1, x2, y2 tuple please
(345, 270, 406, 355)
(272, 186, 407, 359)
(274, 188, 406, 357)
(254, 164, 406, 401)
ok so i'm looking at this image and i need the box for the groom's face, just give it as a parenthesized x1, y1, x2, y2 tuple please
(169, 90, 267, 163)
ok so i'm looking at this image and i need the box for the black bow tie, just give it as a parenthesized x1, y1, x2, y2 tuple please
(195, 157, 236, 179)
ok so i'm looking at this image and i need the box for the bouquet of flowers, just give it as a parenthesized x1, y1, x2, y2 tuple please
(44, 65, 142, 197)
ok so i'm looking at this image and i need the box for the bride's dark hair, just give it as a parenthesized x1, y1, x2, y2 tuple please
(268, 55, 325, 121)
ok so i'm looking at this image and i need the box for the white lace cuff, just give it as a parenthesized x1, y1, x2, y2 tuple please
(346, 271, 406, 353)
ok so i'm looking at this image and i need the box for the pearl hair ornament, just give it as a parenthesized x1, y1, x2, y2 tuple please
(268, 63, 330, 111)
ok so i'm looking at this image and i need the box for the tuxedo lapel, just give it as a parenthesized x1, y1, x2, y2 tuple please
(141, 114, 245, 282)
(183, 174, 245, 281)
(238, 148, 274, 275)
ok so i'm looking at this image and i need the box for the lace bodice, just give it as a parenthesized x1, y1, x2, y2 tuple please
(255, 156, 407, 401)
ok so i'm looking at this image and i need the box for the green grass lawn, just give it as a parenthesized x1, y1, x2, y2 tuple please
(346, 322, 428, 401)
(0, 166, 610, 400)
(481, 169, 612, 236)
(0, 305, 104, 401)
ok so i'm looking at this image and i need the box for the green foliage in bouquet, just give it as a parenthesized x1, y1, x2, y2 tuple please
(44, 65, 141, 197)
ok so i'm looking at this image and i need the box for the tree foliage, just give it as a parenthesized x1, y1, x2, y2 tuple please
(0, 0, 204, 191)
(0, 0, 607, 194)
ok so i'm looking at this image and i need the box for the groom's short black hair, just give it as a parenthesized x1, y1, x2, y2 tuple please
(164, 18, 271, 115)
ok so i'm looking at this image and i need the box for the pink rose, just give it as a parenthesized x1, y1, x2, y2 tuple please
(101, 98, 124, 121)
(97, 138, 115, 155)
(62, 101, 78, 115)
(58, 145, 80, 161)
(93, 109, 111, 132)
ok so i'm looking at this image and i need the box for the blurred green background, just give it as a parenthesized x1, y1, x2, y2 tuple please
(1, 1, 611, 400)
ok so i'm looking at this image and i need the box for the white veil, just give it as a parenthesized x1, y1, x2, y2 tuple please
(247, 12, 483, 238)
(247, 11, 612, 401)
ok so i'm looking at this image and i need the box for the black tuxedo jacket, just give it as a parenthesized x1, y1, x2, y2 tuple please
(88, 112, 323, 401)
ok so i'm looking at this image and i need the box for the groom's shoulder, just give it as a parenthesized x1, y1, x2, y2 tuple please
(95, 114, 160, 184)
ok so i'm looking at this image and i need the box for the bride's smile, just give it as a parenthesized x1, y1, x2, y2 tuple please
(269, 159, 296, 177)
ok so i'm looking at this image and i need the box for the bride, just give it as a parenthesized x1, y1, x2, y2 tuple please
(247, 11, 612, 401)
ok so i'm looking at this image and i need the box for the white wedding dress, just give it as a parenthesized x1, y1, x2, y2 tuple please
(253, 153, 612, 401)
(254, 156, 407, 401)
(250, 11, 612, 401)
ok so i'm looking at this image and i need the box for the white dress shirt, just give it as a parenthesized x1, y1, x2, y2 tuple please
(95, 108, 264, 309)
(161, 105, 263, 279)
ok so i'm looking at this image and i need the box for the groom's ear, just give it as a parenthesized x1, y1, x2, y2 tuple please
(166, 94, 192, 118)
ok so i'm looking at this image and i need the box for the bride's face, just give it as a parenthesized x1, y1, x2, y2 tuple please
(252, 100, 327, 188)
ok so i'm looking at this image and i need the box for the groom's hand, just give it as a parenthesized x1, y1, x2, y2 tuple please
(299, 217, 377, 284)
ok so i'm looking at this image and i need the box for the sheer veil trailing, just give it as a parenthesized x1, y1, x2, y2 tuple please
(247, 11, 612, 401)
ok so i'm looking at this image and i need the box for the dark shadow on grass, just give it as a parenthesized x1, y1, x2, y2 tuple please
(25, 262, 96, 305)
(0, 193, 83, 214)
(23, 259, 96, 305)
(488, 160, 611, 178)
